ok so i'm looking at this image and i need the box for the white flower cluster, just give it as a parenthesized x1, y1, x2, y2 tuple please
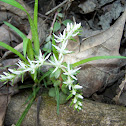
(0, 22, 83, 110)
(53, 22, 81, 59)
(0, 50, 50, 83)
(49, 22, 83, 110)
(63, 63, 83, 110)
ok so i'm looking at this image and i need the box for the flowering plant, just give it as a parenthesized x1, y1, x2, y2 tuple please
(0, 23, 84, 113)
(0, 0, 126, 125)
(0, 22, 83, 111)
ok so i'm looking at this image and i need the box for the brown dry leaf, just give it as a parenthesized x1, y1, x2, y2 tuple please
(0, 95, 10, 126)
(64, 10, 126, 97)
(0, 58, 19, 126)
(0, 0, 46, 58)
(113, 77, 126, 104)
(0, 24, 21, 50)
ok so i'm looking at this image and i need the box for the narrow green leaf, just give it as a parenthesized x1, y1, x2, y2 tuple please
(4, 21, 26, 39)
(38, 71, 51, 84)
(0, 0, 40, 56)
(55, 86, 60, 114)
(0, 41, 28, 63)
(16, 87, 39, 126)
(52, 35, 58, 59)
(27, 14, 40, 56)
(0, 0, 27, 13)
(3, 21, 31, 58)
(23, 38, 29, 57)
(16, 98, 34, 126)
(34, 0, 38, 31)
(26, 39, 34, 60)
(66, 93, 73, 100)
(72, 56, 126, 67)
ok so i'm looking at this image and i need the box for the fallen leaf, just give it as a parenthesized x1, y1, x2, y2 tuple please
(0, 24, 21, 50)
(0, 95, 10, 126)
(64, 10, 126, 97)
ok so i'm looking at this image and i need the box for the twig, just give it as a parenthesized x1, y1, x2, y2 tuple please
(50, 12, 58, 36)
(36, 96, 42, 126)
(45, 0, 74, 15)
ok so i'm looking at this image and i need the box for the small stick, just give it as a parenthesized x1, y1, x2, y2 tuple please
(45, 0, 74, 15)
(36, 96, 42, 126)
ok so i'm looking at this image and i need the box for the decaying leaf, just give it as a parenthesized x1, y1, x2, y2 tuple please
(64, 10, 126, 97)
(0, 24, 21, 50)
(0, 95, 10, 126)
(113, 76, 126, 104)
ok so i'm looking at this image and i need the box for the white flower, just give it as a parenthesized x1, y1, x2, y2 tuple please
(76, 94, 83, 99)
(54, 22, 81, 43)
(74, 104, 78, 109)
(16, 60, 27, 69)
(0, 72, 15, 81)
(52, 41, 72, 59)
(73, 85, 83, 89)
(63, 62, 81, 80)
(74, 100, 83, 110)
(73, 97, 77, 103)
(72, 89, 76, 95)
(63, 76, 74, 90)
(77, 101, 82, 106)
(78, 106, 82, 110)
(34, 50, 51, 65)
(49, 54, 64, 73)
(53, 30, 66, 43)
(27, 58, 38, 74)
(8, 69, 24, 75)
(66, 22, 81, 37)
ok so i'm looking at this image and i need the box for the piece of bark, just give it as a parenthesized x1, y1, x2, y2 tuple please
(4, 90, 126, 126)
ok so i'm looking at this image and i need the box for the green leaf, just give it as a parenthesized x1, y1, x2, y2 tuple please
(53, 21, 61, 32)
(27, 14, 40, 56)
(66, 93, 73, 100)
(0, 0, 27, 13)
(55, 92, 68, 104)
(34, 0, 38, 31)
(0, 41, 28, 63)
(43, 41, 52, 53)
(61, 74, 67, 81)
(0, 0, 40, 56)
(49, 88, 56, 97)
(61, 84, 69, 94)
(52, 35, 58, 59)
(58, 13, 63, 18)
(3, 21, 31, 58)
(54, 80, 61, 87)
(72, 56, 126, 68)
(26, 39, 34, 60)
(16, 87, 39, 126)
(16, 97, 34, 126)
(18, 84, 33, 89)
(54, 68, 61, 79)
(38, 71, 51, 84)
(4, 21, 26, 39)
(62, 19, 73, 26)
(55, 86, 60, 114)
(23, 38, 29, 57)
